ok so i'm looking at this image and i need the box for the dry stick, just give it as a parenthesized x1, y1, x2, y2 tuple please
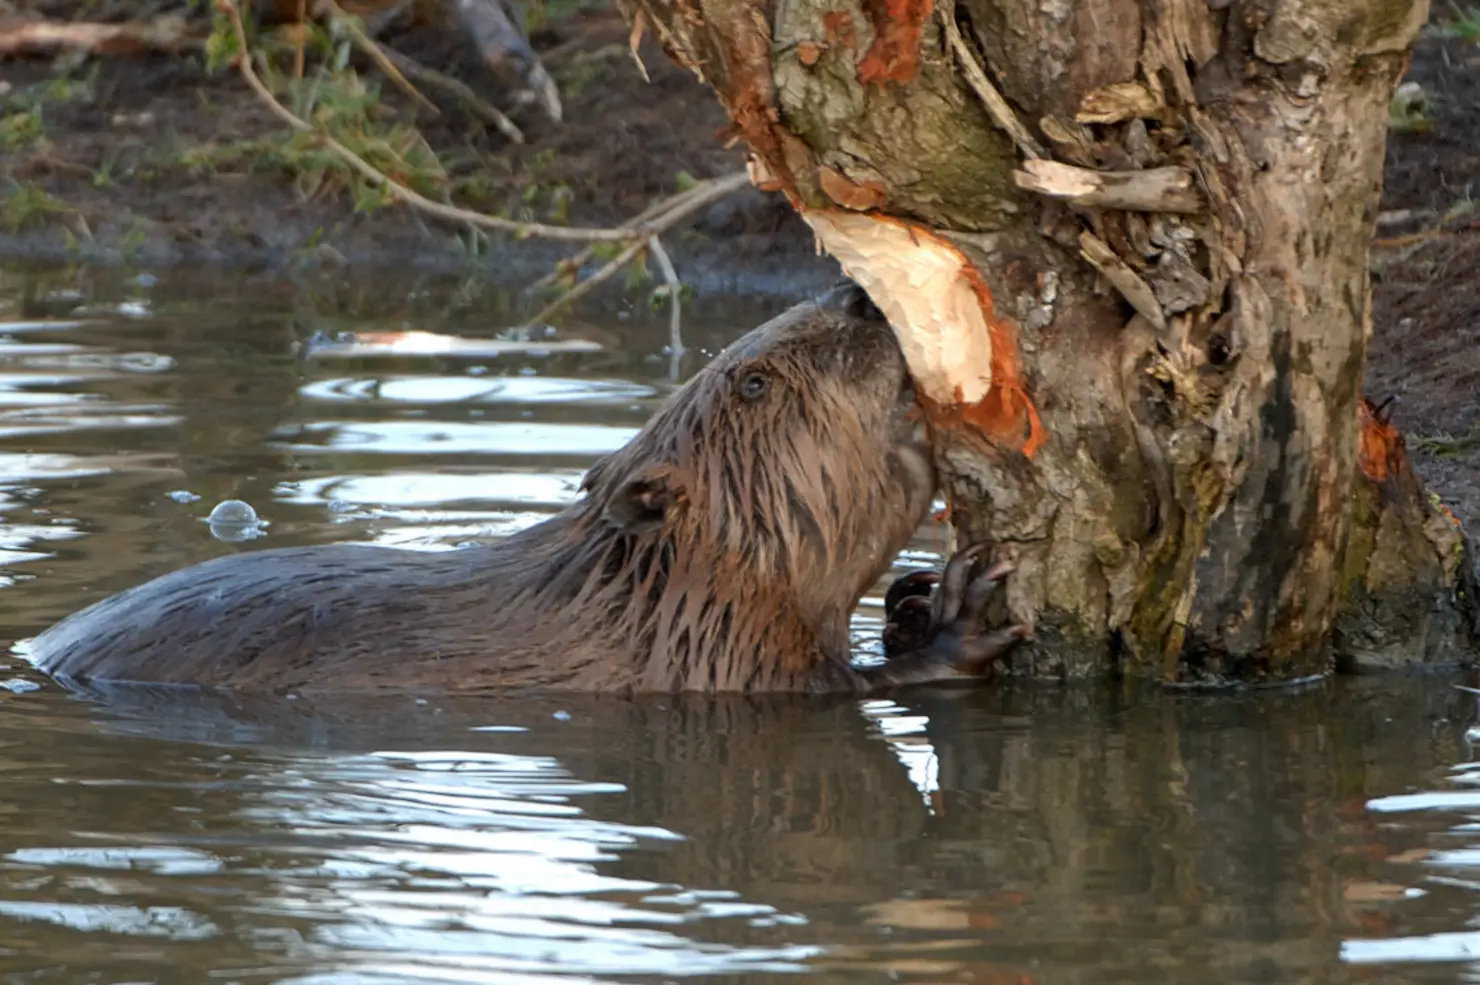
(316, 0, 438, 116)
(294, 0, 307, 79)
(527, 173, 749, 291)
(221, 0, 745, 246)
(377, 43, 524, 143)
(217, 0, 748, 320)
(647, 234, 684, 379)
(936, 3, 1045, 160)
(220, 0, 644, 242)
(525, 238, 650, 327)
(526, 174, 749, 320)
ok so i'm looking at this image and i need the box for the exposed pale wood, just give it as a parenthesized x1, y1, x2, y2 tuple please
(0, 15, 197, 56)
(1014, 160, 1203, 214)
(804, 210, 996, 406)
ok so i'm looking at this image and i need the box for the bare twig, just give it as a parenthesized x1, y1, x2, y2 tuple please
(528, 173, 747, 291)
(935, 3, 1045, 160)
(316, 0, 439, 116)
(526, 238, 649, 327)
(628, 10, 652, 83)
(648, 234, 684, 379)
(293, 0, 306, 79)
(377, 43, 524, 143)
(215, 0, 749, 327)
(218, 0, 744, 245)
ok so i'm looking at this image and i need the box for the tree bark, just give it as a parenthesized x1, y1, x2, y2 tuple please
(616, 0, 1480, 682)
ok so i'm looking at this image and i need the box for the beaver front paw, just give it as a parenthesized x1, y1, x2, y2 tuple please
(876, 542, 1032, 684)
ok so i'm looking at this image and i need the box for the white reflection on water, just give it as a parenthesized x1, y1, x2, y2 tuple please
(2, 740, 823, 982)
(218, 747, 819, 980)
(859, 700, 940, 812)
(273, 421, 641, 457)
(301, 376, 659, 406)
(1343, 931, 1480, 963)
(278, 472, 585, 511)
(0, 901, 219, 939)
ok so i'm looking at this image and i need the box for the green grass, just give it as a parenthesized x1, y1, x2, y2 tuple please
(2, 182, 69, 232)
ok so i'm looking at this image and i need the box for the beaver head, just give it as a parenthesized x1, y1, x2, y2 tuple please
(573, 282, 936, 689)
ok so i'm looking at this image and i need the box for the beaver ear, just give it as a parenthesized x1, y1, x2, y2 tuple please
(605, 467, 684, 534)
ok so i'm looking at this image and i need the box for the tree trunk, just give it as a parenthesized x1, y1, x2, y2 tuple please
(616, 0, 1479, 682)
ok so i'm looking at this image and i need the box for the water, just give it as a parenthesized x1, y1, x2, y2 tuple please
(1, 264, 1480, 984)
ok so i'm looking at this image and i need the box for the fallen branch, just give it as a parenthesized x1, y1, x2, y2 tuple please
(0, 15, 199, 56)
(935, 3, 1045, 160)
(218, 0, 745, 244)
(376, 42, 525, 143)
(1014, 160, 1204, 214)
(316, 0, 439, 117)
(451, 0, 563, 122)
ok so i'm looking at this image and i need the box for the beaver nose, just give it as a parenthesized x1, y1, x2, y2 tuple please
(818, 280, 886, 323)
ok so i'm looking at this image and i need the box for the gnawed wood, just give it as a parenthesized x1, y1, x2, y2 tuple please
(1014, 160, 1203, 214)
(803, 209, 996, 405)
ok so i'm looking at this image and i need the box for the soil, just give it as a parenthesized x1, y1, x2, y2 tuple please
(0, 2, 833, 295)
(1, 3, 1479, 523)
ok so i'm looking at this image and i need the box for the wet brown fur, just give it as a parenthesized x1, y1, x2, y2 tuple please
(28, 286, 937, 695)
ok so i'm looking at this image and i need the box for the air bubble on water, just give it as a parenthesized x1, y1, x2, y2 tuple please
(552, 710, 572, 722)
(208, 500, 259, 524)
(205, 499, 269, 543)
(167, 490, 201, 504)
(0, 679, 42, 694)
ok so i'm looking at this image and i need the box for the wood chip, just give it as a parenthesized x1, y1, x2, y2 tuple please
(1014, 160, 1203, 214)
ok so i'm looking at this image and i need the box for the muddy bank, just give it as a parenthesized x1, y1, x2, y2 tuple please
(2, 4, 1479, 523)
(0, 4, 838, 298)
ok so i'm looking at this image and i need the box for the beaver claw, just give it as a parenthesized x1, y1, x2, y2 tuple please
(874, 542, 1032, 686)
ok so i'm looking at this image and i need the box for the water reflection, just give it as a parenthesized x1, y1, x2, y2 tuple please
(0, 678, 1478, 983)
(3, 265, 1480, 984)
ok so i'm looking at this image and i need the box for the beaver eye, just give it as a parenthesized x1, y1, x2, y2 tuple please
(738, 371, 770, 401)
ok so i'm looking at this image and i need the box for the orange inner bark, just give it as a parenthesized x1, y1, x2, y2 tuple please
(855, 0, 932, 84)
(1357, 396, 1404, 484)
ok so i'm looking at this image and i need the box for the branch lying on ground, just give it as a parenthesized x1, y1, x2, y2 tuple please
(376, 41, 525, 143)
(216, 0, 750, 324)
(0, 14, 200, 56)
(317, 0, 439, 117)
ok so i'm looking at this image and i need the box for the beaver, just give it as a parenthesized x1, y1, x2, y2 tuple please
(27, 282, 1030, 695)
